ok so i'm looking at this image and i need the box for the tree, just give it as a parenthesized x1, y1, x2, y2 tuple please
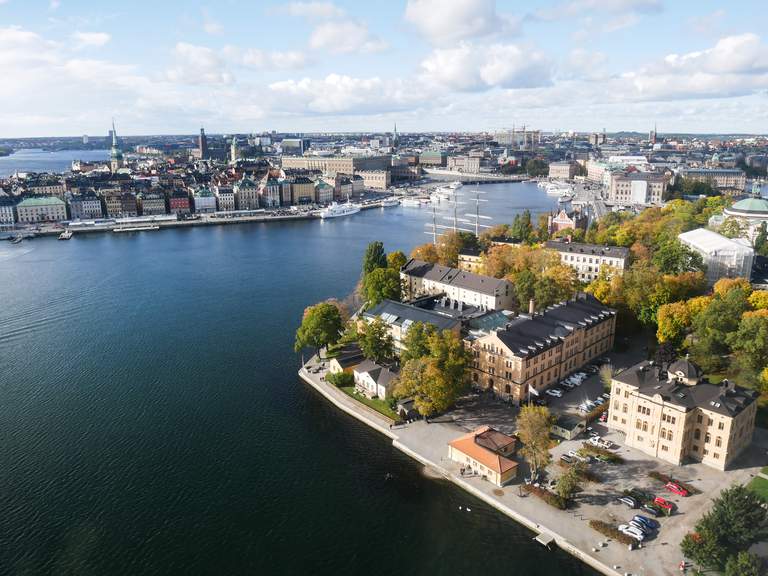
(652, 239, 706, 275)
(394, 357, 456, 417)
(516, 405, 554, 476)
(656, 301, 691, 348)
(400, 321, 436, 363)
(387, 250, 407, 270)
(714, 277, 752, 298)
(410, 243, 439, 263)
(294, 302, 344, 352)
(719, 216, 746, 239)
(599, 364, 615, 392)
(362, 241, 387, 276)
(725, 551, 762, 576)
(727, 313, 768, 373)
(555, 462, 582, 502)
(363, 267, 402, 307)
(427, 329, 470, 389)
(681, 527, 728, 571)
(754, 222, 768, 256)
(510, 210, 534, 242)
(690, 288, 749, 371)
(326, 371, 353, 388)
(436, 231, 478, 267)
(358, 317, 394, 363)
(525, 158, 549, 177)
(513, 269, 536, 309)
(748, 290, 768, 310)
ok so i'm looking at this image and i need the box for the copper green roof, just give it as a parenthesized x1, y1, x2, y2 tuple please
(728, 196, 768, 214)
(17, 196, 65, 207)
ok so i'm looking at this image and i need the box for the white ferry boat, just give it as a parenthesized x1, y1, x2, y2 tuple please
(380, 197, 399, 207)
(58, 230, 73, 240)
(319, 200, 361, 219)
(544, 182, 573, 196)
(113, 225, 160, 233)
(401, 197, 424, 207)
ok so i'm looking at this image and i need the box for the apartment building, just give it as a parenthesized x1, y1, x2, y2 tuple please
(447, 155, 481, 173)
(192, 188, 217, 214)
(548, 161, 578, 180)
(68, 193, 104, 219)
(607, 171, 666, 205)
(291, 176, 316, 205)
(545, 240, 630, 282)
(358, 170, 391, 190)
(234, 177, 260, 210)
(16, 196, 67, 223)
(400, 259, 515, 311)
(679, 168, 746, 192)
(0, 196, 15, 225)
(458, 247, 483, 274)
(139, 192, 167, 216)
(607, 359, 757, 471)
(466, 294, 616, 403)
(280, 155, 391, 174)
(214, 185, 236, 212)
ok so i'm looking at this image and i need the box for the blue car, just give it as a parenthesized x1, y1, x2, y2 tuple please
(632, 515, 660, 530)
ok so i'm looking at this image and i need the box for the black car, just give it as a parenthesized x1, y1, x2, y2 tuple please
(641, 503, 662, 517)
(631, 488, 655, 502)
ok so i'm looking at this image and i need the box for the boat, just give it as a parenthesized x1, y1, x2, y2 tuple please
(10, 236, 22, 244)
(380, 197, 400, 208)
(319, 200, 361, 219)
(113, 225, 160, 233)
(58, 230, 73, 240)
(558, 193, 575, 203)
(400, 197, 423, 207)
(544, 182, 573, 196)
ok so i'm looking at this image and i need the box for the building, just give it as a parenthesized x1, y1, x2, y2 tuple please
(419, 150, 447, 167)
(281, 155, 390, 175)
(234, 177, 259, 210)
(0, 196, 16, 225)
(16, 196, 67, 223)
(679, 168, 746, 192)
(361, 299, 461, 353)
(607, 358, 757, 471)
(678, 228, 754, 285)
(447, 155, 481, 173)
(192, 187, 217, 213)
(291, 176, 315, 205)
(466, 294, 616, 403)
(607, 171, 666, 205)
(548, 161, 578, 180)
(280, 138, 310, 156)
(447, 426, 518, 487)
(109, 120, 124, 173)
(400, 259, 515, 311)
(314, 180, 334, 204)
(28, 181, 66, 198)
(139, 192, 167, 216)
(545, 240, 630, 282)
(358, 170, 391, 190)
(101, 190, 123, 218)
(169, 191, 191, 215)
(68, 193, 104, 219)
(722, 194, 768, 239)
(214, 185, 236, 211)
(198, 127, 209, 160)
(548, 208, 586, 234)
(327, 344, 365, 375)
(353, 359, 398, 400)
(458, 246, 483, 274)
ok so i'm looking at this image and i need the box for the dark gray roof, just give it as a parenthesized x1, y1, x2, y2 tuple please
(354, 359, 398, 390)
(614, 360, 757, 417)
(363, 299, 460, 332)
(401, 259, 510, 296)
(459, 246, 482, 257)
(545, 240, 630, 260)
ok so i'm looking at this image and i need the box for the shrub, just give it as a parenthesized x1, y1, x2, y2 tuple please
(585, 402, 609, 423)
(557, 460, 601, 483)
(588, 520, 635, 546)
(578, 443, 624, 464)
(522, 483, 567, 509)
(649, 471, 700, 495)
(326, 371, 354, 388)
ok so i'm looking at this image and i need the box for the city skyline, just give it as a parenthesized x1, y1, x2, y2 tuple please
(1, 0, 767, 137)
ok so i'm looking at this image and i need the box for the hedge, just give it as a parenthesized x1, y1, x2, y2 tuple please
(585, 402, 609, 423)
(326, 371, 354, 388)
(578, 443, 624, 464)
(648, 471, 700, 495)
(522, 483, 567, 509)
(588, 520, 636, 546)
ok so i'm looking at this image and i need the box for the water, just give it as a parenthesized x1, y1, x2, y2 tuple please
(0, 149, 109, 177)
(0, 184, 596, 575)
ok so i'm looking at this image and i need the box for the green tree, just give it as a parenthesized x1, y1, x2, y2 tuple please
(681, 526, 728, 571)
(510, 210, 534, 243)
(727, 312, 768, 373)
(294, 302, 344, 352)
(690, 288, 750, 371)
(725, 551, 762, 576)
(753, 222, 768, 256)
(525, 158, 549, 177)
(387, 250, 407, 270)
(719, 217, 746, 239)
(363, 267, 402, 307)
(400, 321, 436, 363)
(362, 241, 387, 276)
(516, 405, 554, 476)
(707, 484, 767, 550)
(555, 462, 582, 502)
(652, 239, 706, 275)
(427, 329, 470, 389)
(513, 269, 536, 308)
(358, 317, 394, 363)
(394, 357, 456, 416)
(656, 301, 691, 348)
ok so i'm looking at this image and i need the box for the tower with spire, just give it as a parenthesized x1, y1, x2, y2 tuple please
(198, 127, 209, 160)
(392, 121, 399, 149)
(230, 135, 239, 164)
(109, 118, 124, 173)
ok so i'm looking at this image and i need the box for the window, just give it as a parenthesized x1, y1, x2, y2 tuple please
(715, 437, 722, 448)
(697, 414, 703, 424)
(703, 449, 709, 456)
(718, 421, 724, 430)
(637, 435, 643, 442)
(642, 422, 648, 432)
(713, 452, 719, 459)
(636, 419, 642, 430)
(622, 404, 628, 413)
(692, 445, 699, 452)
(694, 429, 700, 440)
(661, 445, 668, 452)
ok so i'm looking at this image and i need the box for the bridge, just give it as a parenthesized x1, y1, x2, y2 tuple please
(423, 168, 530, 184)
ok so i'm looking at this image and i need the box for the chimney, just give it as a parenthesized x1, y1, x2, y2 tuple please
(529, 299, 535, 315)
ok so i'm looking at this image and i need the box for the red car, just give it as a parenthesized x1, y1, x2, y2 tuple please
(665, 482, 689, 497)
(654, 496, 675, 511)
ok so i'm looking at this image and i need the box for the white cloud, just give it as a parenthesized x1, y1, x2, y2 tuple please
(71, 31, 111, 49)
(421, 42, 551, 91)
(165, 42, 233, 85)
(659, 33, 768, 75)
(49, 0, 61, 10)
(232, 47, 308, 69)
(286, 1, 345, 19)
(309, 20, 387, 54)
(405, 0, 515, 45)
(202, 13, 223, 35)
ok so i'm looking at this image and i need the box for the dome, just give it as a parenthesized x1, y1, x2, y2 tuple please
(668, 358, 702, 382)
(726, 196, 768, 215)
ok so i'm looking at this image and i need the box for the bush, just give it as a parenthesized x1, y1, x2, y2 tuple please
(588, 520, 636, 546)
(326, 371, 354, 388)
(649, 471, 700, 495)
(578, 443, 624, 464)
(522, 483, 567, 509)
(557, 460, 601, 483)
(585, 402, 609, 423)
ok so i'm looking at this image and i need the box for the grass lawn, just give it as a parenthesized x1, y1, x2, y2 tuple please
(340, 386, 398, 421)
(747, 475, 768, 503)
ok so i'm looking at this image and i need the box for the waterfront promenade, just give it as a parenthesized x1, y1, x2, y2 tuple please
(299, 358, 767, 576)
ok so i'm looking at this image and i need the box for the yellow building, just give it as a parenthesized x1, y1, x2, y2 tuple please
(607, 359, 757, 471)
(448, 426, 518, 487)
(457, 247, 483, 274)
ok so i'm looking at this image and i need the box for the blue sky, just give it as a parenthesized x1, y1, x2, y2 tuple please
(0, 0, 766, 136)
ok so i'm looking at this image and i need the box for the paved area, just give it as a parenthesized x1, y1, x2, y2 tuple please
(301, 356, 767, 576)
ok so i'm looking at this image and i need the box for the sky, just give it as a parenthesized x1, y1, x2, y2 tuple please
(0, 0, 767, 137)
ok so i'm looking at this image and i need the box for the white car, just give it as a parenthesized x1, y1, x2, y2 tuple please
(578, 404, 590, 413)
(618, 524, 645, 542)
(589, 435, 602, 445)
(545, 389, 563, 398)
(599, 439, 614, 449)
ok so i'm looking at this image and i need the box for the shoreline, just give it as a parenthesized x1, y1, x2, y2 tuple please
(298, 362, 623, 576)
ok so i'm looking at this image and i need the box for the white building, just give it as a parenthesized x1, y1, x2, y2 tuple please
(545, 240, 630, 282)
(16, 196, 67, 223)
(0, 197, 15, 225)
(353, 360, 397, 400)
(678, 228, 754, 285)
(608, 172, 666, 205)
(214, 185, 236, 212)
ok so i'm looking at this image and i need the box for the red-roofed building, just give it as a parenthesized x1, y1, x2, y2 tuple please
(448, 426, 518, 486)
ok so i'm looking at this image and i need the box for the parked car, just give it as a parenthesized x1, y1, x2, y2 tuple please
(618, 524, 645, 542)
(632, 515, 660, 531)
(641, 503, 662, 517)
(560, 454, 574, 464)
(654, 496, 675, 512)
(598, 439, 613, 449)
(602, 393, 611, 399)
(617, 496, 637, 508)
(532, 398, 548, 407)
(598, 413, 608, 423)
(631, 488, 655, 502)
(589, 436, 602, 446)
(568, 450, 590, 463)
(629, 520, 652, 535)
(561, 381, 574, 390)
(665, 482, 689, 497)
(594, 398, 605, 405)
(545, 389, 563, 398)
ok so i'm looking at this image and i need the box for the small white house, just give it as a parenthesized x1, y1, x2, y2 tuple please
(353, 360, 397, 400)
